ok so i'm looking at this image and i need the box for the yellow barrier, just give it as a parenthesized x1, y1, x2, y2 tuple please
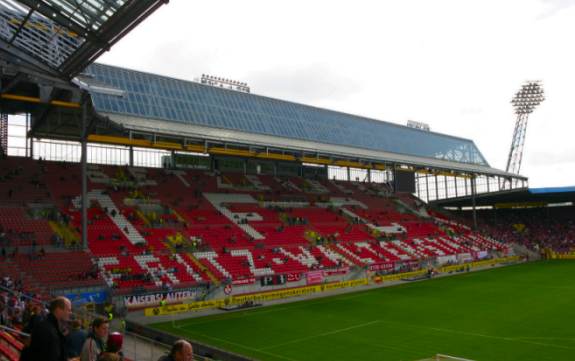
(440, 256, 520, 273)
(378, 269, 428, 282)
(549, 252, 575, 260)
(144, 278, 368, 316)
(372, 256, 521, 284)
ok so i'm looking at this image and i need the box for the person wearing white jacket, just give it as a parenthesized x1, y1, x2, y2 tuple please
(80, 317, 110, 361)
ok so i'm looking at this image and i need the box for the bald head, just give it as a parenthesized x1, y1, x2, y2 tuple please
(49, 296, 72, 322)
(171, 340, 193, 361)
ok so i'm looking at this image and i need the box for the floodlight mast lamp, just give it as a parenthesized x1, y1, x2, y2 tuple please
(504, 81, 544, 188)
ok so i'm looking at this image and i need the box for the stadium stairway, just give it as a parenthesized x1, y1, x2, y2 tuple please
(317, 244, 354, 267)
(186, 253, 221, 285)
(73, 190, 146, 246)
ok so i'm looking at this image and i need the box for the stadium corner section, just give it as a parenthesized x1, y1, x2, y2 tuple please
(142, 255, 521, 318)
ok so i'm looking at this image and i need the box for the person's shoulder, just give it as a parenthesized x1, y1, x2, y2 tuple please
(33, 317, 54, 333)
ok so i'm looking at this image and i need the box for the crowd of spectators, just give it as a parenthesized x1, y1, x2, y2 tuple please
(457, 206, 575, 253)
(1, 293, 125, 361)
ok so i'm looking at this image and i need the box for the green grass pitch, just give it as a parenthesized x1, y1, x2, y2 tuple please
(151, 261, 575, 361)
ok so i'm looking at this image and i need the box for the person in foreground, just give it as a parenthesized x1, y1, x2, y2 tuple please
(80, 317, 110, 361)
(157, 339, 194, 361)
(20, 296, 72, 361)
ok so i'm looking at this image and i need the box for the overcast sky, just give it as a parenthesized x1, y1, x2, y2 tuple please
(99, 0, 575, 188)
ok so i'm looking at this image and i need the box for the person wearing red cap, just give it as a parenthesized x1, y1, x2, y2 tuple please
(96, 332, 124, 361)
(106, 332, 123, 354)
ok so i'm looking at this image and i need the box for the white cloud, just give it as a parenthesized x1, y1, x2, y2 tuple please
(99, 0, 575, 187)
(247, 63, 362, 104)
(537, 0, 575, 19)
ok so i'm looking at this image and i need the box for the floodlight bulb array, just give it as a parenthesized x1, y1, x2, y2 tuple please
(511, 81, 545, 115)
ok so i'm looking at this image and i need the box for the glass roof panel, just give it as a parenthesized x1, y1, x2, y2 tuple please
(88, 63, 490, 167)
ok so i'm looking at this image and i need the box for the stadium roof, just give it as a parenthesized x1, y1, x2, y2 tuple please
(431, 187, 575, 208)
(0, 0, 167, 79)
(84, 63, 522, 178)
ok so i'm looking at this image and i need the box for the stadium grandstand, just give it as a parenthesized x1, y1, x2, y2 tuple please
(1, 1, 574, 361)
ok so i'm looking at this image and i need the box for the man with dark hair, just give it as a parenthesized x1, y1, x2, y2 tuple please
(157, 339, 193, 361)
(21, 296, 72, 361)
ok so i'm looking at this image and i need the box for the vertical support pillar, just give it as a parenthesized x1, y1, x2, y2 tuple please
(25, 113, 30, 157)
(486, 176, 490, 193)
(444, 175, 448, 198)
(471, 176, 478, 231)
(435, 175, 439, 200)
(454, 176, 458, 198)
(129, 146, 134, 167)
(27, 113, 34, 159)
(81, 101, 88, 250)
(30, 134, 34, 158)
(425, 174, 430, 203)
(346, 167, 351, 182)
(0, 113, 8, 157)
(367, 168, 371, 183)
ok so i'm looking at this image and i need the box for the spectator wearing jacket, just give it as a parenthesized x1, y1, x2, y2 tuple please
(21, 296, 72, 361)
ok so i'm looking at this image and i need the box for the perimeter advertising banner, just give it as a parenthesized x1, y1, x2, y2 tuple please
(144, 278, 369, 316)
(125, 289, 201, 309)
(306, 270, 325, 285)
(232, 278, 256, 285)
(368, 262, 395, 272)
(286, 273, 301, 282)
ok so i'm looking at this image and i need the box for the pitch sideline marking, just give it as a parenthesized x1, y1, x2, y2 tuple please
(173, 293, 368, 328)
(512, 336, 575, 341)
(188, 331, 301, 361)
(376, 320, 575, 351)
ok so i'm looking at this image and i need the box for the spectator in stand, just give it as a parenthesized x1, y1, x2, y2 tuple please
(66, 319, 87, 358)
(157, 340, 193, 361)
(80, 317, 110, 361)
(21, 296, 72, 361)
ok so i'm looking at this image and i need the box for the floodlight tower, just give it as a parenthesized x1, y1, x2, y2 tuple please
(504, 81, 545, 187)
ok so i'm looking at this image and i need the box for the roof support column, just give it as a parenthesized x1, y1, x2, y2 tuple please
(435, 174, 439, 201)
(454, 176, 458, 198)
(486, 176, 490, 193)
(81, 100, 88, 251)
(471, 175, 478, 231)
(347, 167, 351, 182)
(425, 173, 430, 203)
(26, 113, 33, 158)
(444, 175, 448, 198)
(129, 146, 134, 167)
